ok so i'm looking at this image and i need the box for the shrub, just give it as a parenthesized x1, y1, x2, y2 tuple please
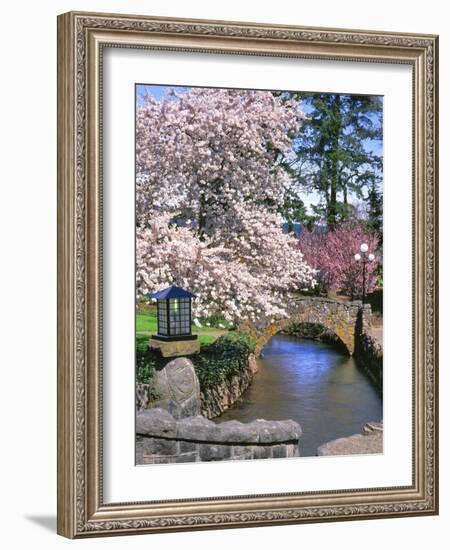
(135, 331, 256, 390)
(192, 332, 256, 392)
(136, 334, 169, 384)
(136, 348, 157, 384)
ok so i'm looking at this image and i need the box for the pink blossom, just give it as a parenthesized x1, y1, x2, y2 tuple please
(298, 220, 381, 299)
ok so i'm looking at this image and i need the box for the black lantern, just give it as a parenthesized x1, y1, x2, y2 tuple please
(149, 285, 197, 342)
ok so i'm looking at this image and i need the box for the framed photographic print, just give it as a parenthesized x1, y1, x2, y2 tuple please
(57, 11, 439, 538)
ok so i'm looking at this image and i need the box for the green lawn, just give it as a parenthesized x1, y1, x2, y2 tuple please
(136, 308, 226, 349)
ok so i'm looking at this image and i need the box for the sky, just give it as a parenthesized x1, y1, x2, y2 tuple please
(136, 84, 383, 214)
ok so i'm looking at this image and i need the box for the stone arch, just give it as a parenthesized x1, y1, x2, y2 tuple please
(242, 298, 370, 356)
(282, 320, 350, 354)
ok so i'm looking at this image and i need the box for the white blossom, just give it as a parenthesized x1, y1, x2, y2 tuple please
(135, 88, 315, 323)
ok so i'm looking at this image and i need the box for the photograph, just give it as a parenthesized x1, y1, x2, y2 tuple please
(135, 84, 384, 464)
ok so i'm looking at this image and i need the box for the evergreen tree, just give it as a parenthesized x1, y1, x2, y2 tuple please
(280, 92, 383, 229)
(366, 179, 383, 234)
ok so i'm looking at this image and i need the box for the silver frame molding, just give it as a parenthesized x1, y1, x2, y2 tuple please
(57, 11, 439, 538)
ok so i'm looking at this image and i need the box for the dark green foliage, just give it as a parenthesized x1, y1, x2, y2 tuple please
(279, 188, 308, 230)
(136, 346, 182, 385)
(192, 332, 256, 392)
(136, 355, 156, 385)
(135, 332, 256, 389)
(135, 333, 167, 384)
(286, 322, 348, 354)
(278, 91, 383, 230)
(287, 321, 327, 339)
(367, 288, 383, 315)
(136, 347, 157, 384)
(366, 180, 383, 235)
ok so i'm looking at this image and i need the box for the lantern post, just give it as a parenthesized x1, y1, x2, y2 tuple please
(354, 243, 375, 303)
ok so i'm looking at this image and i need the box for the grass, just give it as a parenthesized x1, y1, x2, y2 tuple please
(136, 307, 227, 348)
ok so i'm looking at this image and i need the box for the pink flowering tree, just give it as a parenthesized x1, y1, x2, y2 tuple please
(136, 88, 316, 323)
(298, 220, 381, 299)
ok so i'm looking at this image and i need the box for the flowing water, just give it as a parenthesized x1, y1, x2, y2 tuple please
(215, 333, 382, 457)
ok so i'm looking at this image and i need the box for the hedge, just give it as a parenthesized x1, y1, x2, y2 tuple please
(192, 332, 256, 392)
(135, 331, 256, 391)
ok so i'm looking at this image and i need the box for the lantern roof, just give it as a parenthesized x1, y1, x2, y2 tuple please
(148, 285, 197, 300)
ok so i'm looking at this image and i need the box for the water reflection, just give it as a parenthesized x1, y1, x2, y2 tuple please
(214, 333, 382, 457)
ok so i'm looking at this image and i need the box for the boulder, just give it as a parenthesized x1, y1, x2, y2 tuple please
(317, 421, 383, 456)
(136, 408, 177, 438)
(213, 420, 260, 444)
(177, 415, 219, 441)
(149, 357, 201, 419)
(252, 418, 302, 443)
(136, 383, 150, 411)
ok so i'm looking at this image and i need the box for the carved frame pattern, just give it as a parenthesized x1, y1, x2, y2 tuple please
(57, 11, 438, 538)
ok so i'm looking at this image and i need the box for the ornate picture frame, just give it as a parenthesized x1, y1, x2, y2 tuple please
(57, 11, 438, 538)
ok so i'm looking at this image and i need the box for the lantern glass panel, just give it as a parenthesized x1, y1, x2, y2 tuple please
(157, 300, 168, 335)
(169, 298, 191, 336)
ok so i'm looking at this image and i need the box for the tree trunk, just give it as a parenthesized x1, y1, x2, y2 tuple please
(198, 192, 207, 239)
(327, 95, 342, 230)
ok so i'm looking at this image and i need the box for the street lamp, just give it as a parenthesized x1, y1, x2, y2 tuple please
(354, 243, 375, 303)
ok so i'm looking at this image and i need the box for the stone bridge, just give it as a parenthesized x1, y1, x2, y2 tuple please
(241, 297, 372, 356)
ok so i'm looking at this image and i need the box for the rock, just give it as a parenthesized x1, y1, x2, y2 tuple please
(179, 440, 197, 453)
(176, 451, 198, 463)
(231, 445, 253, 459)
(363, 420, 383, 434)
(355, 334, 383, 388)
(317, 422, 383, 456)
(252, 446, 273, 459)
(252, 418, 302, 443)
(286, 443, 300, 458)
(142, 437, 178, 457)
(248, 353, 259, 375)
(136, 384, 150, 411)
(149, 338, 200, 358)
(198, 443, 231, 461)
(149, 357, 201, 419)
(136, 411, 303, 465)
(136, 408, 177, 438)
(214, 420, 260, 443)
(200, 359, 254, 419)
(135, 436, 144, 464)
(271, 445, 287, 459)
(177, 415, 219, 441)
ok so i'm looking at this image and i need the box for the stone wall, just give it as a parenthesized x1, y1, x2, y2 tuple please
(241, 297, 371, 356)
(136, 355, 259, 420)
(354, 333, 383, 389)
(136, 408, 301, 464)
(200, 354, 258, 419)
